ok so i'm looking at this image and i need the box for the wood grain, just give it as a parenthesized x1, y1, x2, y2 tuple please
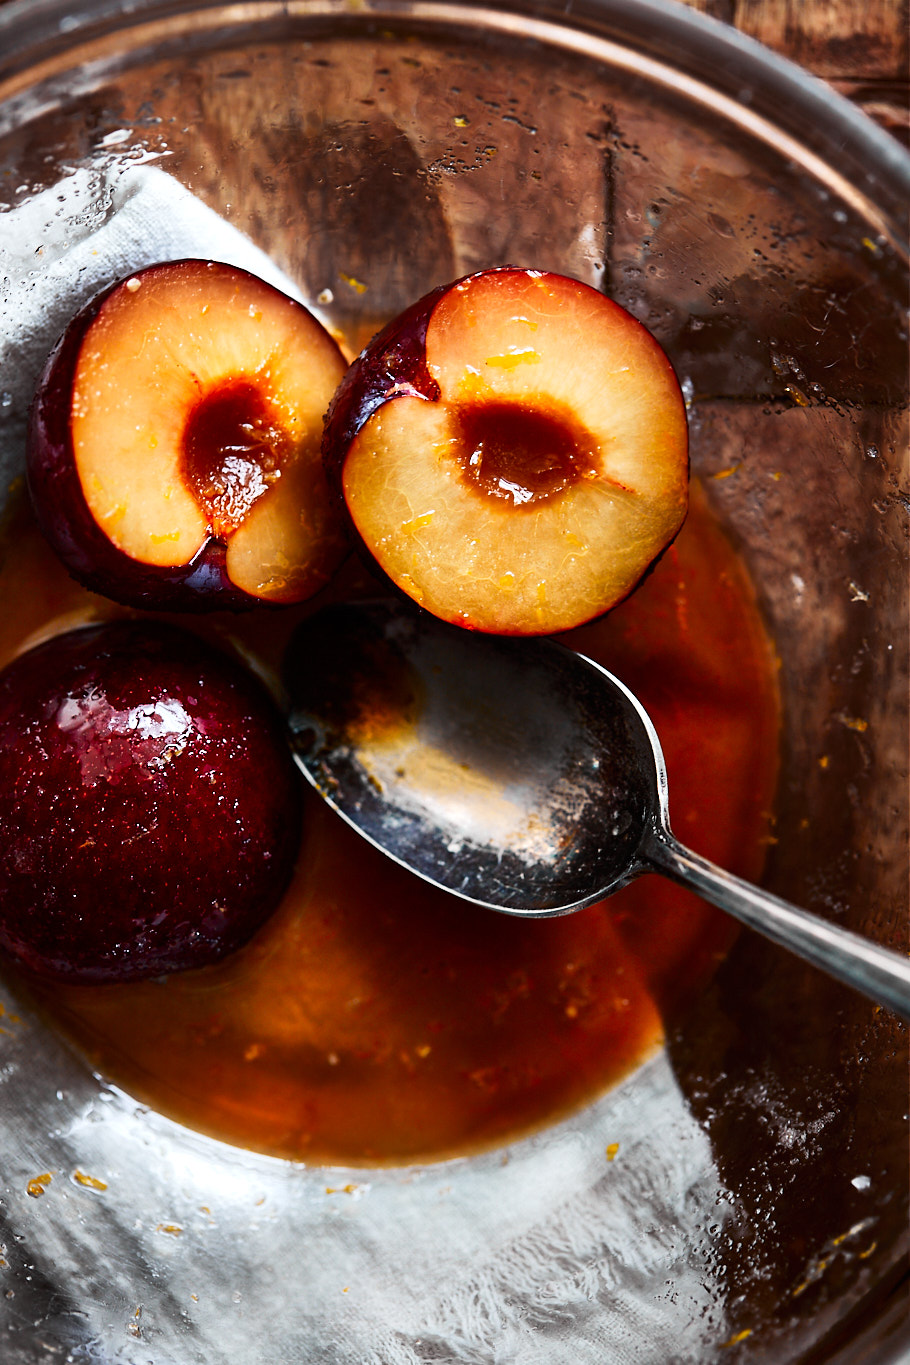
(682, 0, 909, 143)
(734, 0, 908, 78)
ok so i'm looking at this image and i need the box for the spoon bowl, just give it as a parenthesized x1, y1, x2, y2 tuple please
(287, 598, 910, 1022)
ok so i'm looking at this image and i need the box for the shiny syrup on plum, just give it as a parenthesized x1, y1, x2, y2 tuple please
(182, 377, 290, 536)
(454, 400, 598, 506)
(0, 480, 779, 1164)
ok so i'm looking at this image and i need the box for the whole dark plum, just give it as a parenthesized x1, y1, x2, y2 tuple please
(0, 621, 301, 983)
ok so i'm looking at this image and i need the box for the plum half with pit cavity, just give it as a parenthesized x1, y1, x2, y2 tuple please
(28, 259, 349, 610)
(323, 267, 689, 635)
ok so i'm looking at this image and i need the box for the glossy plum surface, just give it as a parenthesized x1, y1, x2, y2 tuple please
(0, 621, 302, 982)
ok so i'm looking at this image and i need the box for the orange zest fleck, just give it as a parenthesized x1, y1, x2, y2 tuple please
(73, 1170, 108, 1191)
(722, 1328, 753, 1347)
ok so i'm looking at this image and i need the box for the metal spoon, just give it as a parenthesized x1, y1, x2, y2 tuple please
(285, 599, 910, 1022)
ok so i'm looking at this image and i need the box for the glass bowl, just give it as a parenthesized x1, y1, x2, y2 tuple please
(0, 2, 907, 1362)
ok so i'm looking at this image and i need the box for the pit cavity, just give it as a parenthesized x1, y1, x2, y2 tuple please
(182, 379, 291, 537)
(453, 401, 599, 507)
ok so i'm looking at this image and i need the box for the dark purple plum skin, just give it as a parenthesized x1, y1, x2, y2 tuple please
(321, 281, 447, 595)
(27, 261, 308, 613)
(322, 282, 444, 474)
(0, 621, 302, 983)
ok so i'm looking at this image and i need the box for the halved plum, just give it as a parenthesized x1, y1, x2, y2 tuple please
(323, 267, 689, 635)
(28, 260, 350, 611)
(0, 621, 302, 983)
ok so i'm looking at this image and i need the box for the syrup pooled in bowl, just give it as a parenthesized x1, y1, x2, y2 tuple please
(0, 482, 779, 1164)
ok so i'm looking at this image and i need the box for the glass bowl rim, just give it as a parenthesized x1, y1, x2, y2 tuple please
(0, 0, 908, 245)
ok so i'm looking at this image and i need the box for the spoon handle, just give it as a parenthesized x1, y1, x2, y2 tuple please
(642, 828, 910, 1022)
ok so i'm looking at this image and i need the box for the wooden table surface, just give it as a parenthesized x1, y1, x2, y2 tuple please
(683, 0, 909, 145)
